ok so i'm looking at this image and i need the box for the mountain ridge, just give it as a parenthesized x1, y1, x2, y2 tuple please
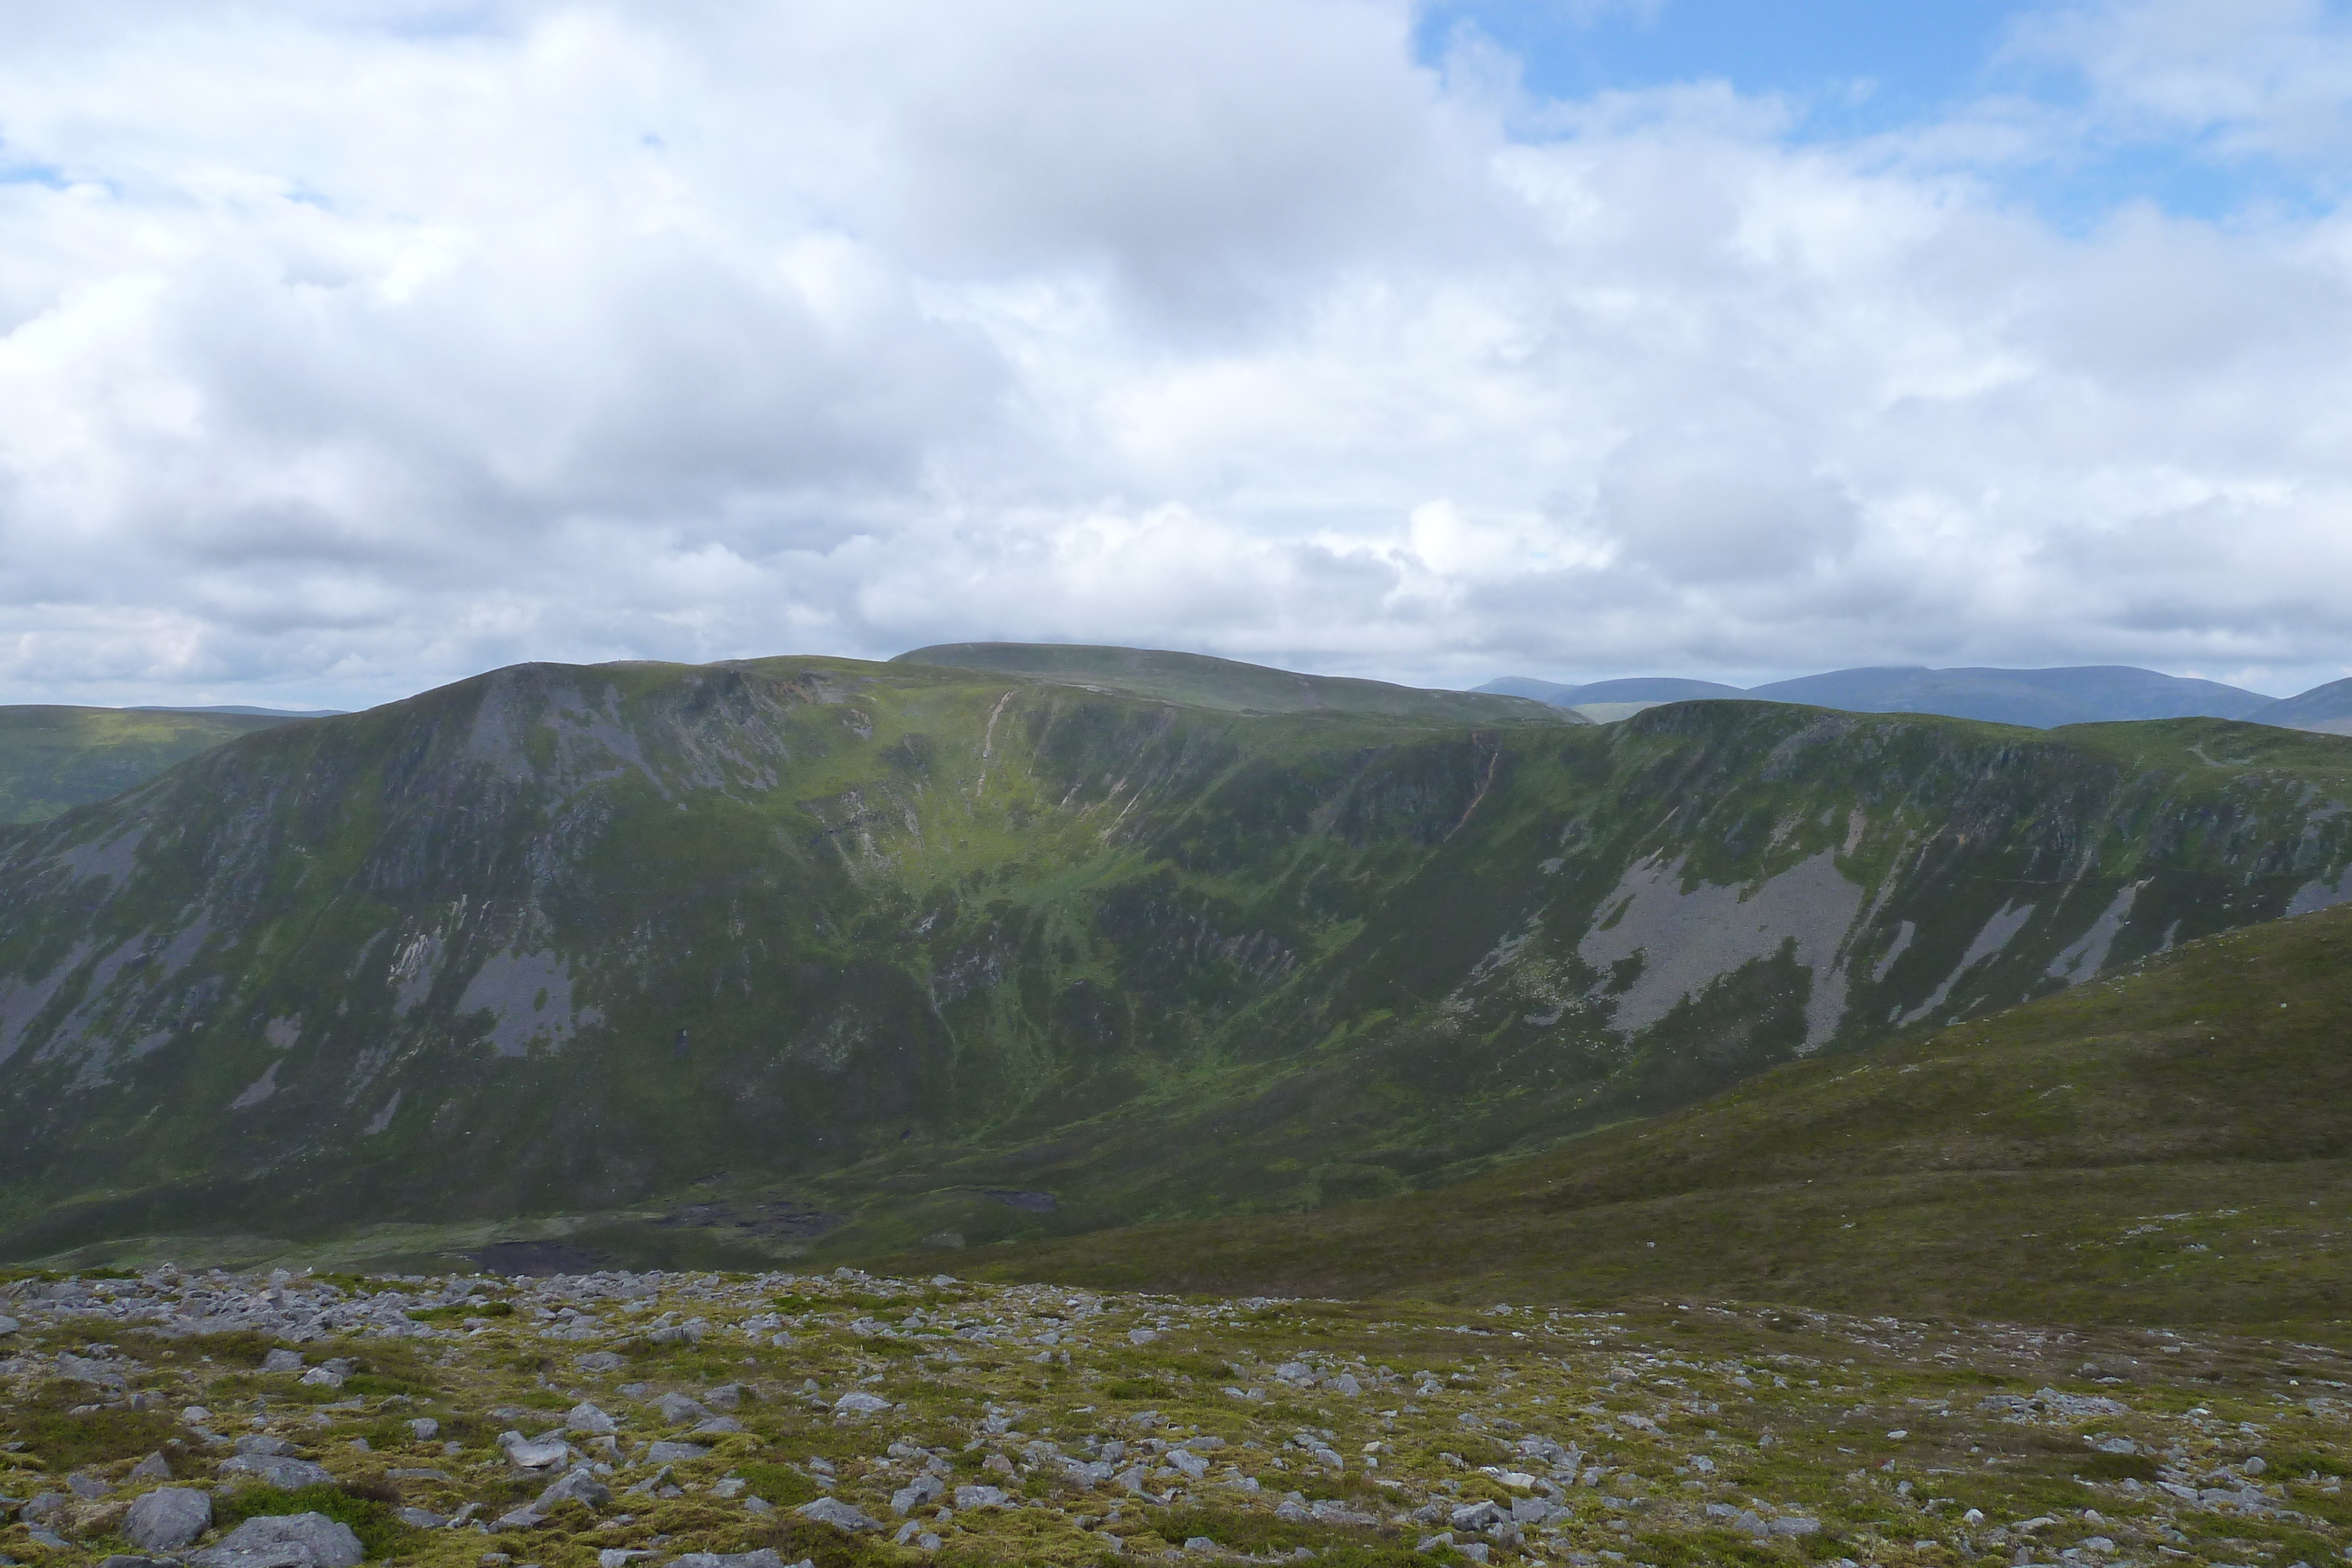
(5, 653, 2352, 1266)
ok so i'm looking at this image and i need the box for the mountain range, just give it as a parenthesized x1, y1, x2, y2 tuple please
(3, 642, 2350, 1271)
(0, 706, 309, 825)
(1483, 662, 2352, 731)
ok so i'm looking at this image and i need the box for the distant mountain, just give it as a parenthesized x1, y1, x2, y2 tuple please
(897, 642, 1578, 725)
(1478, 676, 1742, 706)
(1747, 666, 2272, 727)
(2248, 677, 2352, 737)
(1485, 664, 2274, 729)
(0, 706, 308, 824)
(133, 704, 347, 719)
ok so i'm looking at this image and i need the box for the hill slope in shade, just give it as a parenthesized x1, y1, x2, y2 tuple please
(5, 658, 2352, 1262)
(895, 641, 1575, 724)
(1482, 664, 2274, 728)
(944, 901, 2352, 1331)
(2249, 676, 2352, 736)
(0, 706, 305, 824)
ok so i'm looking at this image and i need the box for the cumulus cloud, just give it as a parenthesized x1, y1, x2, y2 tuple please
(0, 0, 2348, 708)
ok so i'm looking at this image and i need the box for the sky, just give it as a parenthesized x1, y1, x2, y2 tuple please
(4, 1, 2352, 708)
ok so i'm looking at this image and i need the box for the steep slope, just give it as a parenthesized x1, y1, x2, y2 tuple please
(0, 706, 303, 823)
(2249, 676, 2352, 736)
(950, 900, 2352, 1330)
(3, 659, 2351, 1266)
(896, 641, 1572, 724)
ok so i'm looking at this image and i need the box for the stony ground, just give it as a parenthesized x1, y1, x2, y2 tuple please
(2, 1267, 2348, 1568)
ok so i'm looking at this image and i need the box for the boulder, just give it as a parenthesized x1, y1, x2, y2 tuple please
(574, 1351, 628, 1373)
(832, 1392, 890, 1416)
(645, 1440, 709, 1463)
(259, 1350, 305, 1374)
(535, 1468, 613, 1512)
(794, 1496, 882, 1533)
(126, 1453, 173, 1483)
(235, 1435, 300, 1457)
(890, 1475, 945, 1514)
(125, 1487, 212, 1552)
(192, 1512, 364, 1568)
(218, 1455, 335, 1490)
(654, 1393, 710, 1425)
(566, 1402, 618, 1436)
(953, 1485, 1007, 1510)
(500, 1433, 573, 1469)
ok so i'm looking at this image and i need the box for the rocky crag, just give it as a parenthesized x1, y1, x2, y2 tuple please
(2, 653, 2350, 1260)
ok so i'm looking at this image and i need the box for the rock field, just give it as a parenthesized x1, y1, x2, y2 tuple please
(1, 1266, 2347, 1567)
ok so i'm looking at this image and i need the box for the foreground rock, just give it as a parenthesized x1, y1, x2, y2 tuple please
(2, 1265, 2348, 1567)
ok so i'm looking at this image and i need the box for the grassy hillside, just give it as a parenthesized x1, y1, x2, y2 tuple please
(4, 654, 2352, 1268)
(894, 642, 1573, 724)
(939, 901, 2352, 1332)
(0, 706, 296, 823)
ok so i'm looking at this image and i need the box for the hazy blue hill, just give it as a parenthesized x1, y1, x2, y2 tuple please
(1479, 664, 2269, 727)
(1477, 675, 1743, 705)
(1747, 664, 2270, 726)
(0, 706, 305, 824)
(132, 704, 346, 718)
(4, 654, 2350, 1268)
(896, 641, 1575, 724)
(2249, 675, 2352, 735)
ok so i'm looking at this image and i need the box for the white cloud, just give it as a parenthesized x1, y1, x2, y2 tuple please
(0, 0, 2349, 708)
(2010, 0, 2352, 163)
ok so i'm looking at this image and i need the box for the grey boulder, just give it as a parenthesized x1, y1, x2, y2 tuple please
(670, 1553, 788, 1568)
(192, 1512, 364, 1568)
(126, 1453, 173, 1483)
(234, 1435, 300, 1457)
(890, 1475, 944, 1514)
(644, 1440, 708, 1462)
(500, 1433, 573, 1469)
(125, 1487, 213, 1552)
(654, 1393, 710, 1425)
(794, 1496, 882, 1532)
(535, 1468, 613, 1512)
(259, 1350, 305, 1374)
(218, 1455, 335, 1489)
(566, 1402, 618, 1436)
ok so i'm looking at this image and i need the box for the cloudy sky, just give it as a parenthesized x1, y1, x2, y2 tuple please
(4, 0, 2352, 708)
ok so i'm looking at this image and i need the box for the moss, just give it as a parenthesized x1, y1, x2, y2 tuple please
(213, 1483, 416, 1557)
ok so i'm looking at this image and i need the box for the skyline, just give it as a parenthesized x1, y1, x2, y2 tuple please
(4, 1, 2352, 708)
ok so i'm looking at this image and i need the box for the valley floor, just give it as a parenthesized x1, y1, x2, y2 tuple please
(2, 1268, 2347, 1568)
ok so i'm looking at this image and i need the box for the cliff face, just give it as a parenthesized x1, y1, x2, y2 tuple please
(1, 654, 2347, 1256)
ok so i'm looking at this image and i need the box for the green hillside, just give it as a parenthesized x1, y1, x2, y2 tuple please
(0, 706, 297, 823)
(3, 653, 2351, 1268)
(894, 641, 1573, 724)
(943, 900, 2352, 1332)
